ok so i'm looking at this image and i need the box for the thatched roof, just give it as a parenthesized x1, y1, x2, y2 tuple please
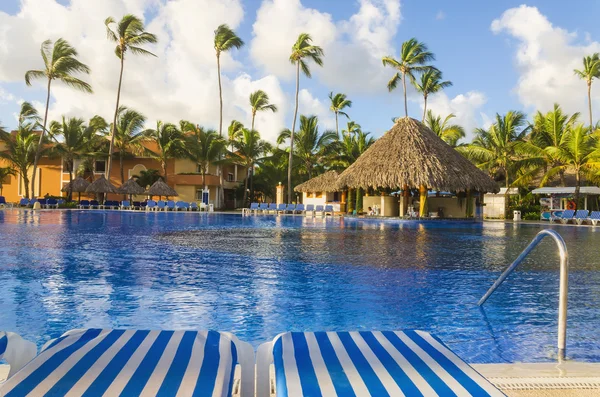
(116, 177, 145, 195)
(61, 177, 90, 192)
(294, 171, 341, 192)
(85, 175, 118, 194)
(147, 180, 178, 197)
(337, 118, 499, 193)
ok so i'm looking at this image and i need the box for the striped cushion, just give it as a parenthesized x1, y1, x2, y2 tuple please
(273, 330, 504, 396)
(590, 211, 600, 220)
(0, 329, 237, 397)
(0, 332, 7, 360)
(575, 210, 588, 219)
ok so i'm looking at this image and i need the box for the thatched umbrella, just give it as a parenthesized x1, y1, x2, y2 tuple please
(147, 179, 178, 200)
(85, 174, 118, 196)
(61, 177, 90, 202)
(116, 177, 145, 202)
(294, 171, 341, 193)
(337, 117, 499, 216)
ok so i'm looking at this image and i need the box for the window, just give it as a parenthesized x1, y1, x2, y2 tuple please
(315, 192, 323, 198)
(227, 173, 234, 182)
(95, 160, 106, 173)
(196, 164, 202, 173)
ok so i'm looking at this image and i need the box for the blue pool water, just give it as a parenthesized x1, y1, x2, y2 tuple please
(0, 210, 599, 364)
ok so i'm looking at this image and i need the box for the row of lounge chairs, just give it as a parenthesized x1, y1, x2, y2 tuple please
(0, 328, 504, 397)
(243, 203, 335, 216)
(78, 199, 209, 212)
(550, 209, 600, 225)
(18, 198, 64, 208)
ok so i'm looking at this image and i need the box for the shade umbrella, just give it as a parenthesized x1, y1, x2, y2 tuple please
(116, 177, 146, 202)
(146, 179, 178, 200)
(61, 176, 90, 202)
(294, 171, 341, 193)
(85, 174, 118, 198)
(336, 117, 499, 216)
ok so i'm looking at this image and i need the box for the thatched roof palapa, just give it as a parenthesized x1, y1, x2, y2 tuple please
(61, 177, 90, 193)
(294, 171, 341, 193)
(116, 177, 146, 195)
(147, 180, 178, 197)
(337, 118, 499, 193)
(85, 175, 118, 194)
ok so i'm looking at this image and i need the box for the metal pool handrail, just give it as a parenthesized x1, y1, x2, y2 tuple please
(478, 229, 569, 362)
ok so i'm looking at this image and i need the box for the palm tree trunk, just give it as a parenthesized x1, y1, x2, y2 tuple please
(335, 112, 339, 136)
(162, 161, 168, 183)
(402, 72, 408, 118)
(574, 170, 581, 211)
(251, 112, 255, 131)
(120, 153, 125, 184)
(217, 53, 223, 137)
(504, 169, 510, 219)
(68, 162, 73, 202)
(588, 82, 593, 129)
(288, 62, 300, 203)
(31, 77, 52, 198)
(23, 172, 30, 200)
(242, 165, 249, 205)
(422, 95, 427, 122)
(107, 55, 125, 180)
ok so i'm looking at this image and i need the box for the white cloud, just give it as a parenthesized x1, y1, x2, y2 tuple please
(425, 91, 488, 141)
(297, 89, 336, 130)
(250, 0, 401, 94)
(491, 5, 600, 118)
(0, 0, 285, 142)
(435, 10, 445, 20)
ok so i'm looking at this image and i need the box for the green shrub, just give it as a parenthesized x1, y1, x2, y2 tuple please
(58, 202, 78, 209)
(523, 212, 540, 220)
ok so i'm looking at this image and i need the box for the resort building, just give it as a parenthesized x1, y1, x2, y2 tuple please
(0, 137, 247, 209)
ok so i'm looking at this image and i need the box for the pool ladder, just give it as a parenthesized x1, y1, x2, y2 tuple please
(478, 229, 569, 362)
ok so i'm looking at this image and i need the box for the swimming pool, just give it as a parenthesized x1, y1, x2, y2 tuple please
(0, 210, 599, 364)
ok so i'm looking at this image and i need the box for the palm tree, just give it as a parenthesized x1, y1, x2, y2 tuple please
(574, 53, 600, 128)
(214, 24, 244, 137)
(144, 121, 185, 182)
(328, 92, 352, 135)
(545, 124, 600, 208)
(18, 102, 41, 126)
(185, 126, 226, 191)
(424, 111, 465, 147)
(113, 107, 148, 183)
(105, 14, 157, 179)
(382, 38, 435, 118)
(48, 117, 91, 200)
(249, 90, 278, 131)
(133, 169, 162, 189)
(0, 166, 16, 196)
(232, 128, 271, 205)
(341, 121, 362, 137)
(287, 33, 324, 203)
(278, 115, 337, 180)
(25, 38, 92, 197)
(227, 120, 244, 152)
(414, 69, 452, 121)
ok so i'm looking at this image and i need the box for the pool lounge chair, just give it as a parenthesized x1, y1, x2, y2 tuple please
(89, 200, 100, 209)
(120, 200, 132, 210)
(0, 331, 37, 379)
(18, 198, 29, 207)
(101, 200, 118, 210)
(554, 209, 575, 224)
(157, 200, 167, 211)
(324, 204, 334, 216)
(243, 202, 259, 215)
(0, 196, 13, 208)
(286, 203, 296, 214)
(79, 200, 90, 209)
(267, 203, 277, 214)
(276, 203, 287, 214)
(315, 204, 325, 216)
(0, 328, 255, 397)
(573, 210, 589, 225)
(45, 198, 58, 209)
(146, 200, 157, 211)
(190, 202, 199, 211)
(256, 330, 505, 397)
(588, 211, 600, 226)
(166, 200, 176, 211)
(259, 203, 269, 214)
(132, 201, 141, 210)
(175, 201, 189, 211)
(304, 204, 315, 216)
(294, 203, 304, 214)
(37, 198, 47, 208)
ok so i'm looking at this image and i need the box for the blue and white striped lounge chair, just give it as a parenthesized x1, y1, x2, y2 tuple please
(37, 198, 47, 207)
(305, 204, 315, 216)
(18, 198, 29, 207)
(79, 200, 90, 209)
(175, 201, 189, 211)
(0, 196, 13, 208)
(0, 329, 255, 397)
(46, 198, 58, 209)
(120, 200, 132, 210)
(244, 202, 259, 215)
(146, 200, 157, 211)
(558, 209, 575, 224)
(90, 200, 100, 209)
(315, 204, 325, 216)
(574, 210, 589, 225)
(259, 203, 269, 214)
(268, 203, 278, 214)
(167, 200, 176, 211)
(286, 204, 296, 214)
(190, 202, 199, 211)
(28, 198, 38, 207)
(256, 330, 505, 397)
(276, 203, 287, 214)
(0, 331, 37, 379)
(294, 203, 304, 214)
(132, 201, 141, 210)
(324, 204, 334, 216)
(588, 211, 600, 226)
(157, 200, 167, 211)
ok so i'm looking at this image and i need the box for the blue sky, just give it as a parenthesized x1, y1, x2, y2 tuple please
(1, 0, 599, 142)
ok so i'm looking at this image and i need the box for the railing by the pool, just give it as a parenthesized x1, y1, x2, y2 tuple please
(478, 229, 569, 362)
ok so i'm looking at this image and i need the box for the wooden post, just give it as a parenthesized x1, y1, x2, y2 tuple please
(402, 185, 409, 216)
(465, 189, 473, 218)
(419, 185, 428, 217)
